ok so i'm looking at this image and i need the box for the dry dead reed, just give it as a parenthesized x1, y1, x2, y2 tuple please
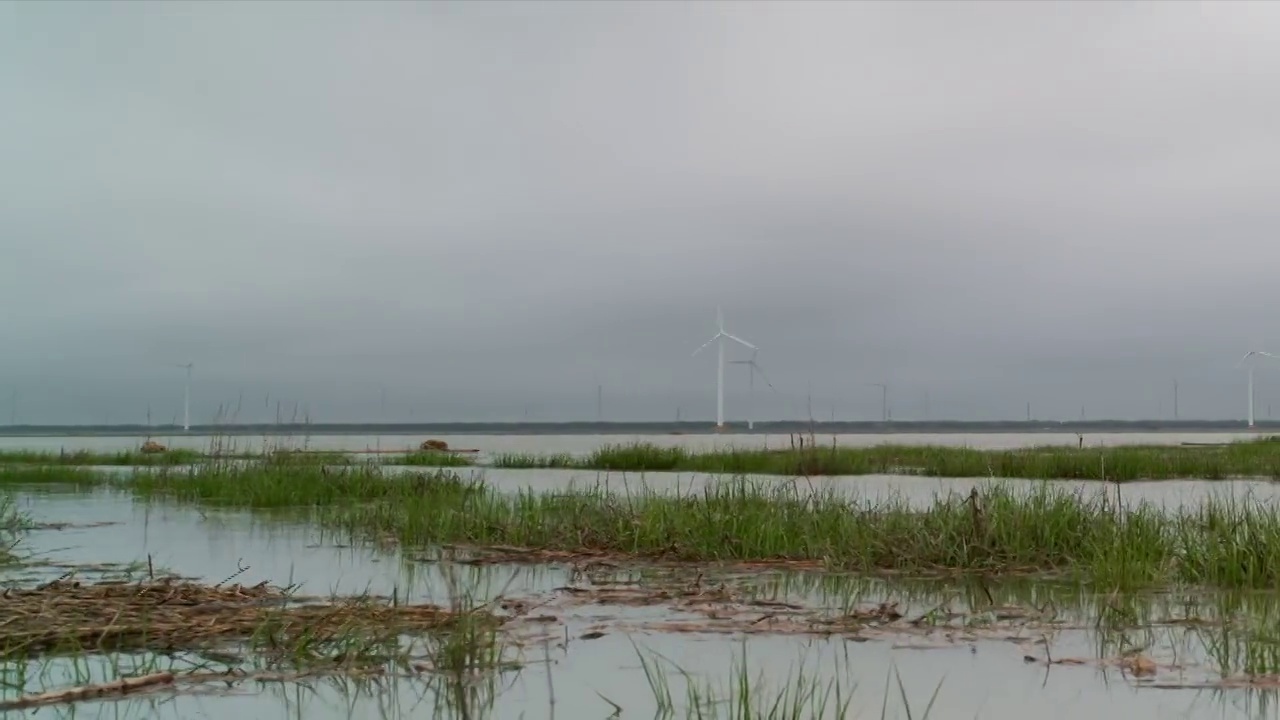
(0, 577, 493, 657)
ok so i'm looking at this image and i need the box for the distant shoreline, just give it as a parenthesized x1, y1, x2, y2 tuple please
(0, 420, 1268, 437)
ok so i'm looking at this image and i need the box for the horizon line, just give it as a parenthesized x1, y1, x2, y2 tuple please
(0, 419, 1271, 437)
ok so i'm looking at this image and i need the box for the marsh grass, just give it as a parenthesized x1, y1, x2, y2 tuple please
(495, 438, 1280, 481)
(0, 493, 28, 568)
(491, 451, 578, 469)
(0, 465, 118, 489)
(396, 451, 477, 468)
(733, 571, 1280, 681)
(1187, 590, 1280, 679)
(636, 640, 940, 720)
(129, 465, 482, 511)
(0, 448, 210, 467)
(109, 463, 1280, 589)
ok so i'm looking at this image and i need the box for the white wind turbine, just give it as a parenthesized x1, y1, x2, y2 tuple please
(174, 362, 193, 432)
(1238, 351, 1280, 428)
(692, 307, 756, 430)
(728, 349, 774, 431)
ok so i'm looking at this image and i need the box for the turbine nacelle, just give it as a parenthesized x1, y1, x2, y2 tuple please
(691, 307, 759, 429)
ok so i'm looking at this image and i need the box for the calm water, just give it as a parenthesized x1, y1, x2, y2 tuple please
(0, 430, 1267, 456)
(6, 490, 1280, 719)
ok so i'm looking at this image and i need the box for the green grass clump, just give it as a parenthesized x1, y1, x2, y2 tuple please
(494, 437, 1280, 481)
(490, 452, 577, 469)
(396, 451, 477, 468)
(0, 448, 209, 466)
(0, 493, 30, 568)
(0, 465, 114, 489)
(130, 465, 482, 510)
(637, 642, 942, 720)
(113, 463, 1280, 589)
(263, 450, 353, 467)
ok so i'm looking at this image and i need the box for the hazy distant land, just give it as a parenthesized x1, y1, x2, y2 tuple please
(0, 420, 1270, 437)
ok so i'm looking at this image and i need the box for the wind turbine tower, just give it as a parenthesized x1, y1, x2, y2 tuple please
(729, 349, 774, 430)
(692, 307, 756, 430)
(175, 362, 193, 432)
(1239, 351, 1280, 428)
(867, 383, 888, 422)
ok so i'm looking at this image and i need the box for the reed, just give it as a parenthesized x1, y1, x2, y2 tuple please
(491, 451, 578, 469)
(0, 448, 210, 466)
(637, 640, 940, 720)
(0, 493, 28, 567)
(0, 577, 491, 659)
(395, 451, 477, 468)
(494, 437, 1280, 481)
(0, 563, 519, 713)
(113, 464, 1280, 589)
(128, 464, 481, 509)
(0, 465, 122, 488)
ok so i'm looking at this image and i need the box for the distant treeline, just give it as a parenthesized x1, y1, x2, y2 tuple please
(0, 419, 1269, 437)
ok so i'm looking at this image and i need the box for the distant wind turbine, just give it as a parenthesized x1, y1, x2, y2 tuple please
(174, 362, 193, 432)
(692, 307, 756, 430)
(728, 349, 774, 431)
(867, 382, 888, 422)
(1239, 351, 1280, 428)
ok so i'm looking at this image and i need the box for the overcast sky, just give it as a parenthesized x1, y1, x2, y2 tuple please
(3, 0, 1280, 424)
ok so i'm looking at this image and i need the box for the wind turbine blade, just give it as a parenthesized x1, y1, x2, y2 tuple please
(1238, 351, 1258, 368)
(721, 332, 757, 350)
(716, 306, 724, 332)
(691, 334, 722, 357)
(752, 362, 775, 390)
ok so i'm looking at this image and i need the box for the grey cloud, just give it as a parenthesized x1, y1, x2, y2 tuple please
(3, 0, 1280, 423)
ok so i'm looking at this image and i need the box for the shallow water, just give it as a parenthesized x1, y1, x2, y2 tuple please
(7, 490, 1280, 718)
(19, 636, 1259, 720)
(0, 430, 1267, 457)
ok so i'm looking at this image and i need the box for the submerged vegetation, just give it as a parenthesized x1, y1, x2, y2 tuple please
(496, 437, 1280, 481)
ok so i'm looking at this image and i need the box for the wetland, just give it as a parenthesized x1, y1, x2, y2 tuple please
(4, 431, 1280, 718)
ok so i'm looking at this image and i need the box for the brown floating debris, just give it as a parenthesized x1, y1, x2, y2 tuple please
(0, 578, 494, 656)
(415, 440, 478, 453)
(1028, 652, 1164, 678)
(434, 544, 830, 570)
(28, 521, 124, 531)
(1123, 654, 1158, 677)
(0, 671, 176, 711)
(139, 440, 167, 454)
